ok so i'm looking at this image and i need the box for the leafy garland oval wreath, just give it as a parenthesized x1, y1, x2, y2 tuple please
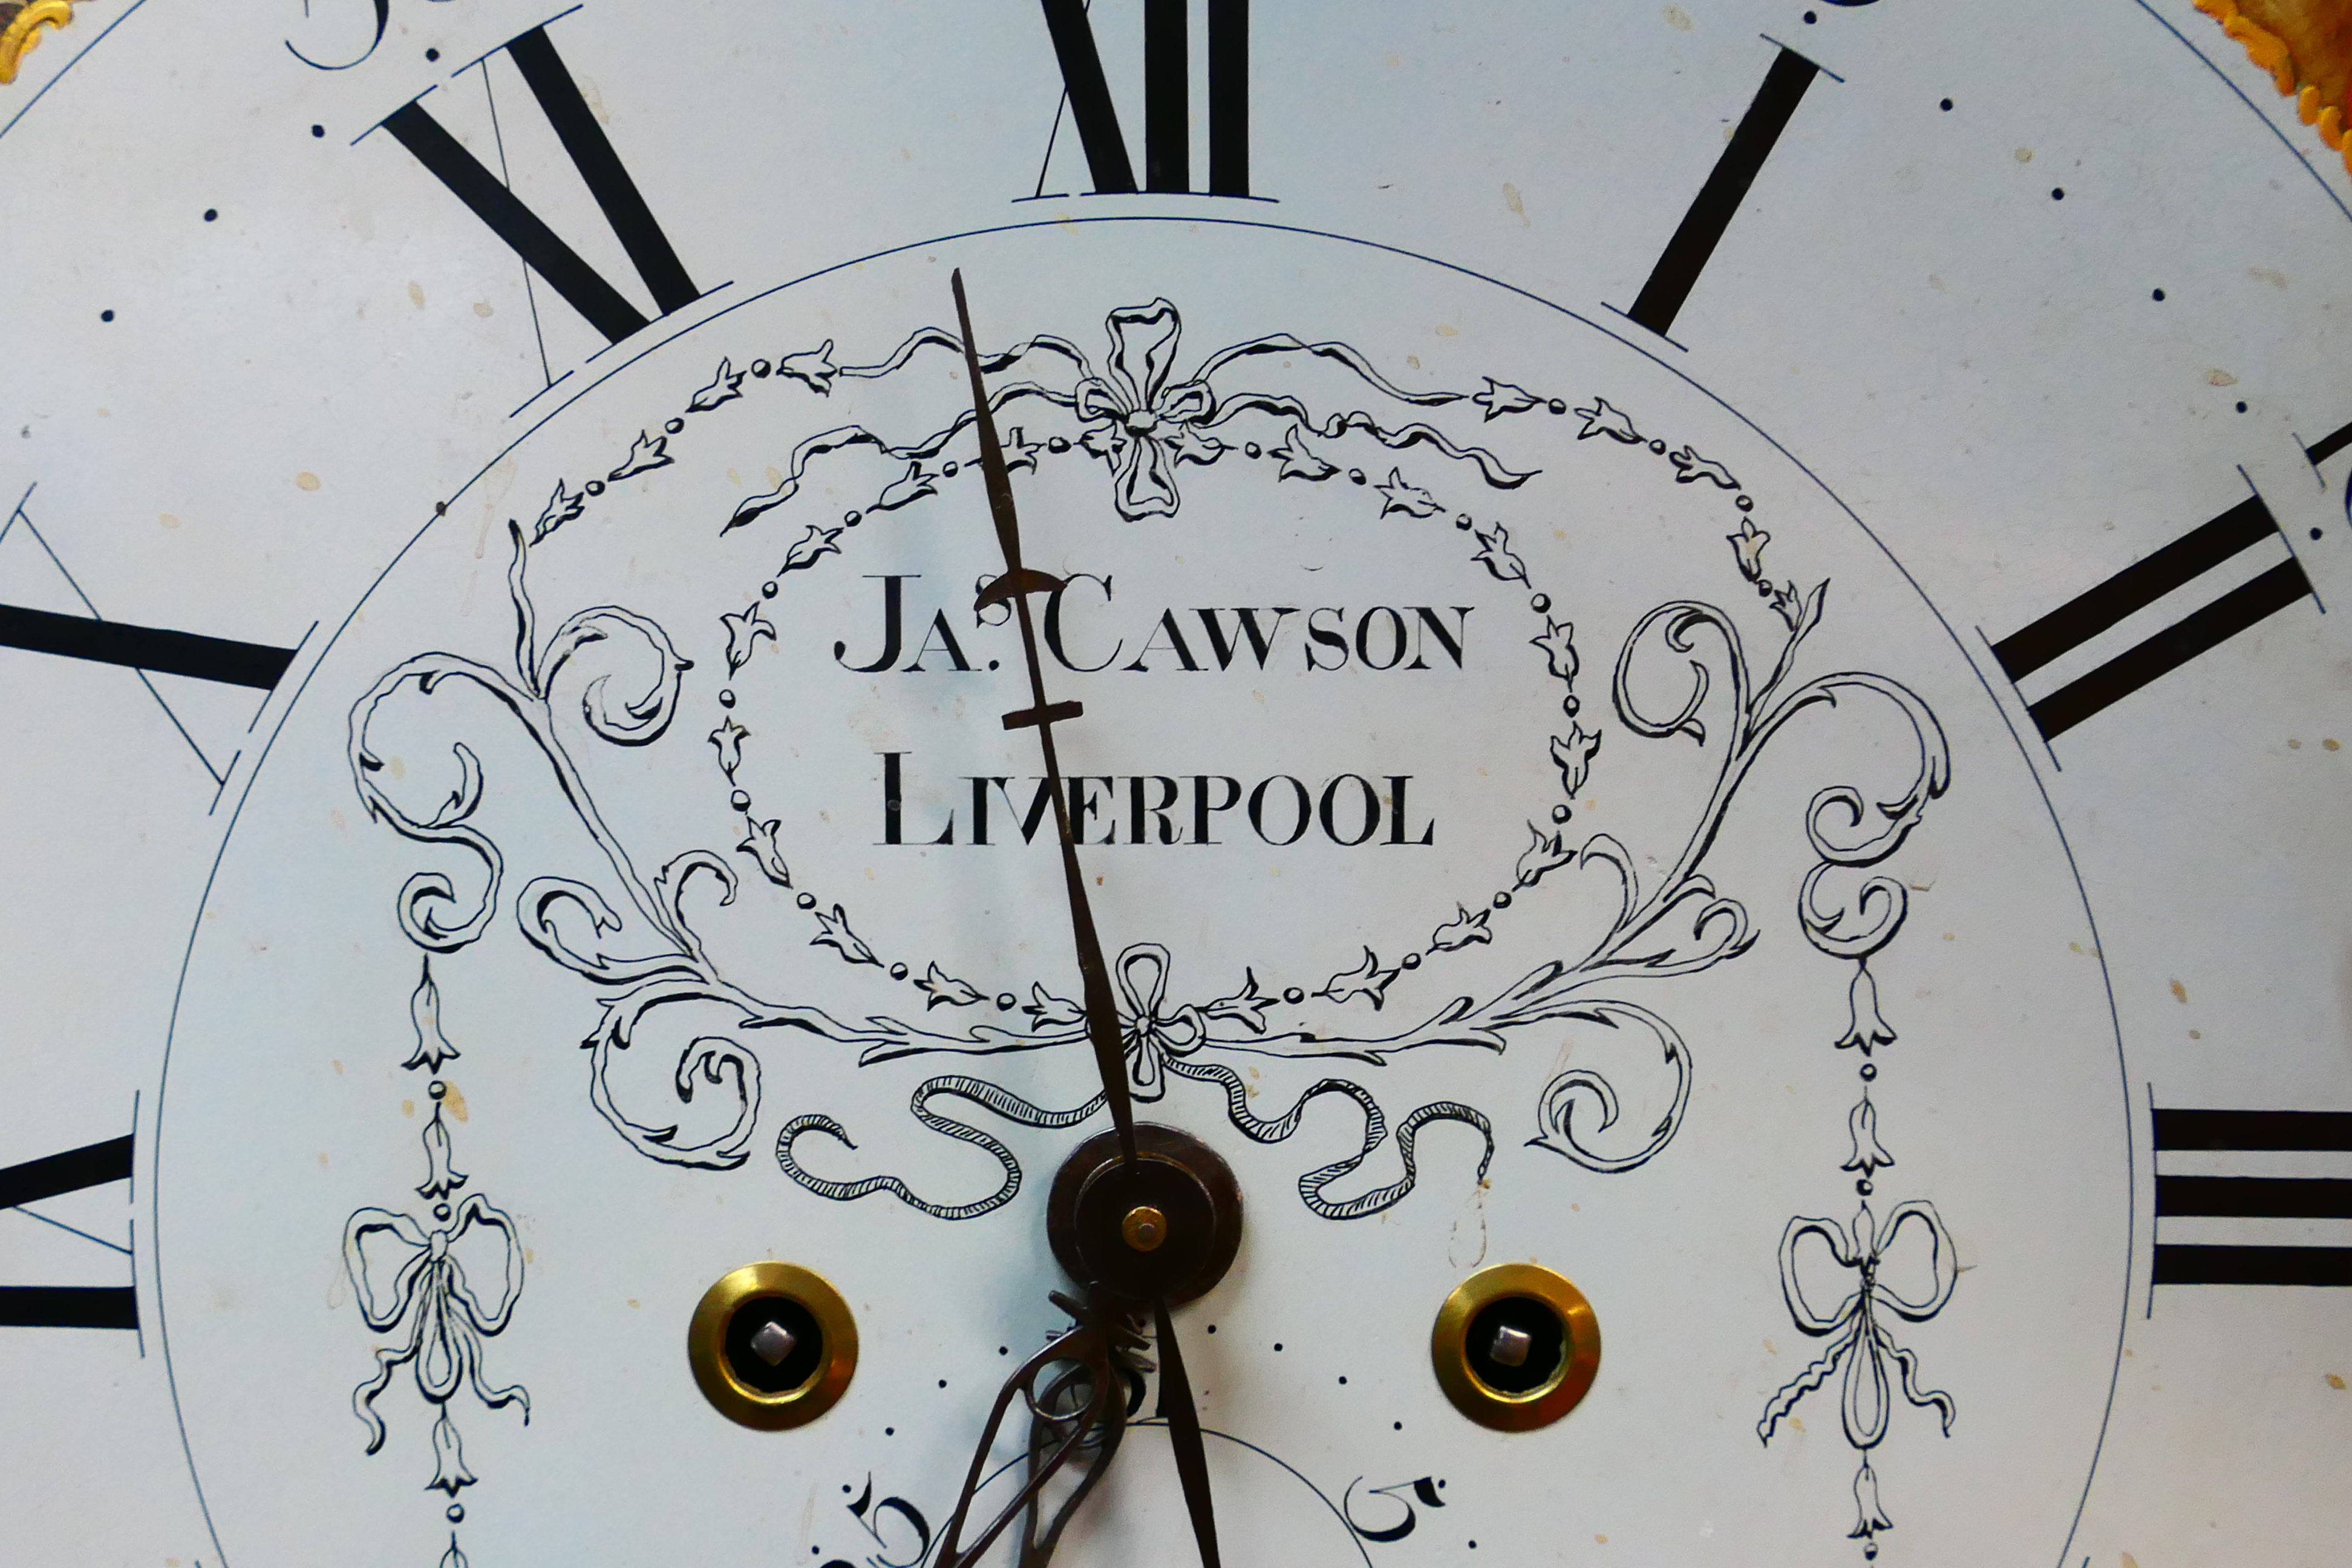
(348, 296, 1948, 1222)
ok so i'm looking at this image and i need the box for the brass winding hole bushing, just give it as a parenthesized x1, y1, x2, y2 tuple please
(1430, 1262, 1600, 1431)
(687, 1262, 857, 1430)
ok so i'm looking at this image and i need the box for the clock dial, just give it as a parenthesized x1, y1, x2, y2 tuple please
(150, 229, 2124, 1564)
(3, 4, 2348, 1567)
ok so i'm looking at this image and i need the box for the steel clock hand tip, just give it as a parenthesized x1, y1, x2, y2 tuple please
(951, 268, 1033, 580)
(954, 276, 1219, 1568)
(950, 272, 1138, 1165)
(1154, 1296, 1224, 1568)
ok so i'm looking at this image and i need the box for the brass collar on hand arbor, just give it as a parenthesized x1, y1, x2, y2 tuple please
(1047, 1125, 1243, 1305)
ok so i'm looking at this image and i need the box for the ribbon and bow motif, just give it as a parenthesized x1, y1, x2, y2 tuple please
(1113, 942, 1219, 1100)
(780, 940, 1493, 1222)
(1072, 300, 1222, 520)
(344, 1109, 530, 1495)
(1759, 1200, 1957, 1558)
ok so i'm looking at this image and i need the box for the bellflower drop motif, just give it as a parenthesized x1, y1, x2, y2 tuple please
(1835, 962, 1898, 1055)
(1849, 1462, 1895, 1558)
(1841, 1094, 1895, 1180)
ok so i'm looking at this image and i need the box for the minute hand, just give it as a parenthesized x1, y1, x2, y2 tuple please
(951, 273, 1221, 1568)
(949, 268, 1137, 1165)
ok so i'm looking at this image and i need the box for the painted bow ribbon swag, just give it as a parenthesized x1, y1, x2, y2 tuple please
(777, 938, 1492, 1224)
(1114, 941, 1255, 1099)
(344, 1117, 531, 1496)
(1072, 300, 1222, 518)
(1759, 1200, 1958, 1558)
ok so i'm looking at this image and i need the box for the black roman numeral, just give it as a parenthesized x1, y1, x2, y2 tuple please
(2, 487, 298, 789)
(1, 1135, 137, 1330)
(2152, 1109, 2352, 1287)
(0, 602, 294, 689)
(1037, 0, 1250, 197)
(2310, 416, 2352, 469)
(1991, 488, 2316, 742)
(1625, 45, 1824, 340)
(383, 25, 699, 345)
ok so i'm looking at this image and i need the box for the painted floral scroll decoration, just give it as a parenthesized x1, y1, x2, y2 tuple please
(1745, 492, 1958, 1563)
(711, 314, 1949, 1204)
(350, 299, 1949, 1246)
(350, 299, 1541, 1219)
(344, 956, 528, 1567)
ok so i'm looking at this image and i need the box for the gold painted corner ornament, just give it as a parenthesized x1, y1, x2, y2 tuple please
(2198, 0, 2352, 176)
(0, 0, 83, 86)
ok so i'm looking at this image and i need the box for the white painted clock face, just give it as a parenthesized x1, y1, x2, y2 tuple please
(3, 4, 2348, 1567)
(155, 230, 2125, 1563)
